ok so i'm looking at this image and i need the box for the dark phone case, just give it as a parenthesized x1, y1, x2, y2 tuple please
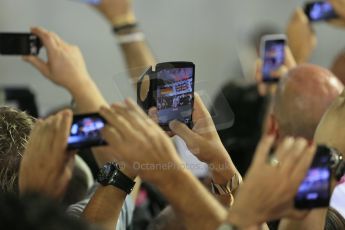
(67, 113, 107, 150)
(304, 1, 339, 22)
(0, 33, 42, 55)
(294, 145, 332, 209)
(137, 62, 195, 131)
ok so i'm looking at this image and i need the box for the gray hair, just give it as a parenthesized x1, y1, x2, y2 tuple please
(0, 107, 34, 194)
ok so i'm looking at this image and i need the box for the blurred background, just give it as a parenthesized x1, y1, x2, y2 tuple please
(0, 0, 344, 115)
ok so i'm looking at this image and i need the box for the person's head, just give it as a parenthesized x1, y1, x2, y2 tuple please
(271, 64, 343, 140)
(325, 207, 345, 230)
(0, 106, 34, 194)
(0, 193, 100, 230)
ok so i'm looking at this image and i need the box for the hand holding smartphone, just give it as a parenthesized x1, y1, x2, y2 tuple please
(304, 1, 339, 22)
(260, 34, 287, 83)
(0, 33, 42, 55)
(137, 62, 195, 131)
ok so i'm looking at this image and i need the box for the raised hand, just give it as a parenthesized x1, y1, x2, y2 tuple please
(19, 110, 74, 199)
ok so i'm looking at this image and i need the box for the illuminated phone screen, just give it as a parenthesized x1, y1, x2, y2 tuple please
(156, 67, 194, 128)
(305, 1, 338, 22)
(67, 113, 106, 150)
(262, 39, 285, 82)
(294, 146, 331, 209)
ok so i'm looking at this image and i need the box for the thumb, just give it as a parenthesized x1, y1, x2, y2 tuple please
(169, 120, 199, 145)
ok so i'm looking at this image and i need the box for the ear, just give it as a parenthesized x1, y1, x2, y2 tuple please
(265, 114, 279, 138)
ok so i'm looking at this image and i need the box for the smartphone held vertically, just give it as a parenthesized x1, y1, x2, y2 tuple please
(0, 33, 42, 55)
(67, 113, 107, 150)
(294, 145, 332, 209)
(260, 34, 286, 83)
(304, 1, 339, 22)
(137, 62, 195, 131)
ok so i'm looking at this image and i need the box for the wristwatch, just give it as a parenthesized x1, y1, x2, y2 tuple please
(97, 162, 136, 194)
(329, 148, 345, 181)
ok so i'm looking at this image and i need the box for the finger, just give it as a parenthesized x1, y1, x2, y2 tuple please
(100, 106, 134, 139)
(285, 46, 297, 69)
(291, 143, 317, 189)
(270, 65, 288, 78)
(255, 59, 263, 83)
(25, 119, 44, 154)
(281, 138, 308, 172)
(192, 93, 211, 122)
(274, 137, 295, 162)
(169, 120, 200, 147)
(22, 56, 50, 77)
(124, 98, 148, 119)
(148, 107, 159, 124)
(55, 109, 73, 152)
(31, 27, 58, 51)
(252, 135, 275, 165)
(101, 126, 122, 148)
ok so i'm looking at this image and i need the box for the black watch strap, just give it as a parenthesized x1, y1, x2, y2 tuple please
(109, 167, 136, 194)
(97, 162, 136, 194)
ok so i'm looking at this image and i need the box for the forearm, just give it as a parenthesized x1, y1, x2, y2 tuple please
(69, 77, 107, 114)
(82, 186, 127, 230)
(119, 38, 156, 84)
(278, 209, 327, 230)
(156, 168, 227, 229)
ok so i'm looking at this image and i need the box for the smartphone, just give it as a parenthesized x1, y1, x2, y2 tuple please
(69, 0, 101, 5)
(137, 62, 195, 131)
(304, 1, 339, 22)
(260, 34, 286, 83)
(294, 145, 332, 209)
(67, 113, 107, 150)
(0, 33, 42, 55)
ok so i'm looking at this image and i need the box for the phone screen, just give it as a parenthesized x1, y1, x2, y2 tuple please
(67, 113, 107, 150)
(305, 1, 338, 22)
(156, 66, 194, 130)
(0, 33, 41, 55)
(294, 146, 331, 209)
(262, 39, 285, 83)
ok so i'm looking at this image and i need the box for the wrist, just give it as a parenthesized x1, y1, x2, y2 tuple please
(65, 74, 94, 95)
(151, 162, 190, 192)
(209, 155, 237, 184)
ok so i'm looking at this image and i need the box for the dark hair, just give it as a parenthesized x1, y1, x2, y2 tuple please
(325, 207, 345, 230)
(0, 193, 100, 230)
(0, 106, 34, 194)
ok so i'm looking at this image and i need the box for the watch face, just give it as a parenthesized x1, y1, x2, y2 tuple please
(98, 164, 115, 185)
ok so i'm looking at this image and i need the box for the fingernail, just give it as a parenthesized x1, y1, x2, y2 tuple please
(169, 120, 178, 129)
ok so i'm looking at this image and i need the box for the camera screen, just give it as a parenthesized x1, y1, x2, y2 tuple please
(67, 114, 106, 150)
(295, 167, 330, 202)
(295, 148, 331, 209)
(156, 67, 194, 127)
(262, 39, 285, 82)
(306, 2, 338, 21)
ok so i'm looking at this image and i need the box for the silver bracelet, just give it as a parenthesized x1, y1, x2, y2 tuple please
(117, 32, 145, 45)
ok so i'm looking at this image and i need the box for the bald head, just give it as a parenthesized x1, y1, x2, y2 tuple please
(273, 64, 344, 139)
